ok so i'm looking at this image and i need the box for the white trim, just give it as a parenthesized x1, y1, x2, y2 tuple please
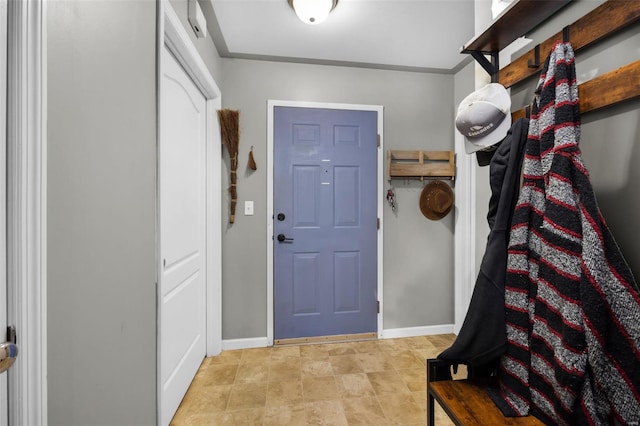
(266, 100, 384, 346)
(453, 69, 489, 335)
(6, 0, 47, 424)
(159, 2, 222, 425)
(0, 0, 8, 421)
(163, 4, 218, 100)
(382, 324, 455, 339)
(206, 101, 223, 357)
(161, 0, 222, 358)
(222, 337, 270, 351)
(453, 130, 475, 334)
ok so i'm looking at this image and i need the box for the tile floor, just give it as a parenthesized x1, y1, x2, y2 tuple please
(171, 334, 465, 425)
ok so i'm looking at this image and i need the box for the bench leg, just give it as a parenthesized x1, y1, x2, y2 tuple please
(426, 358, 454, 426)
(427, 391, 435, 426)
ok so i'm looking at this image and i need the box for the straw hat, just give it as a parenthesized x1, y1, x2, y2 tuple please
(419, 180, 454, 220)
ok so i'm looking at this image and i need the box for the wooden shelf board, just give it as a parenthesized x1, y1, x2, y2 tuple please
(511, 59, 640, 121)
(387, 150, 455, 181)
(462, 0, 572, 54)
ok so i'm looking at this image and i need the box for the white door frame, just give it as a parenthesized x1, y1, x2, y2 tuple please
(0, 0, 8, 421)
(158, 1, 222, 422)
(453, 127, 476, 334)
(266, 100, 385, 346)
(6, 0, 48, 424)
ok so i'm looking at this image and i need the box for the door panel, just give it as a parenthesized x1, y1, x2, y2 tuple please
(274, 107, 377, 340)
(159, 45, 206, 426)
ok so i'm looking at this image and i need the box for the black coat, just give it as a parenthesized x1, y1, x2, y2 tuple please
(438, 118, 529, 369)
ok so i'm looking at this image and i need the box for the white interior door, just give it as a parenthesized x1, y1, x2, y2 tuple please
(158, 44, 207, 426)
(0, 0, 8, 423)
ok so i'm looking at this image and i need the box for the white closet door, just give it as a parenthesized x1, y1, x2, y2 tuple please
(158, 44, 207, 426)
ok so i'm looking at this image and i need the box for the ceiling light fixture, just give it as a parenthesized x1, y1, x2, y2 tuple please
(287, 0, 339, 25)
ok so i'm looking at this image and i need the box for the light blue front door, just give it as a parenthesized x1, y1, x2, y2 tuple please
(274, 106, 378, 340)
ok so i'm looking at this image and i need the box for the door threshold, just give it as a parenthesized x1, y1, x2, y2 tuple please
(274, 332, 377, 346)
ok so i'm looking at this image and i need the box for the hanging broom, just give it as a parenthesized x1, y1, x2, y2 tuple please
(217, 109, 240, 224)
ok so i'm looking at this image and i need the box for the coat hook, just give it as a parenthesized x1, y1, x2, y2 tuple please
(527, 44, 541, 68)
(563, 25, 570, 43)
(248, 145, 257, 170)
(525, 104, 531, 119)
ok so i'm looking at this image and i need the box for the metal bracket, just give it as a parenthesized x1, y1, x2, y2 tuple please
(469, 50, 499, 83)
(563, 25, 570, 42)
(528, 44, 541, 69)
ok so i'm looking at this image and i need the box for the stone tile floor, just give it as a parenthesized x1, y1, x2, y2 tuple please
(171, 334, 465, 425)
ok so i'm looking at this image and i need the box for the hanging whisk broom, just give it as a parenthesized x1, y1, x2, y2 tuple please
(217, 109, 240, 224)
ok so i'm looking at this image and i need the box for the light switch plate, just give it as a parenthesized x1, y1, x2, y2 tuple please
(244, 201, 254, 216)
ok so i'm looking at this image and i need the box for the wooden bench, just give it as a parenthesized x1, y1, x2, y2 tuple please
(427, 359, 545, 426)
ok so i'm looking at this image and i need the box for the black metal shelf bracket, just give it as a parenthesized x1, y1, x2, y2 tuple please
(459, 0, 573, 85)
(469, 50, 500, 83)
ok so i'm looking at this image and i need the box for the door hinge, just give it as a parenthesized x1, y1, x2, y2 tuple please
(377, 301, 380, 314)
(377, 134, 380, 148)
(377, 217, 380, 230)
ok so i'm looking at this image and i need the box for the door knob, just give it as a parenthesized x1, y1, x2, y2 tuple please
(0, 341, 18, 374)
(277, 234, 294, 242)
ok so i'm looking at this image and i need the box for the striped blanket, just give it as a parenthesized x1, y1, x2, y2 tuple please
(492, 41, 640, 425)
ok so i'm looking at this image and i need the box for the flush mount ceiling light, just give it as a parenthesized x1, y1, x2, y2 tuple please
(287, 0, 339, 25)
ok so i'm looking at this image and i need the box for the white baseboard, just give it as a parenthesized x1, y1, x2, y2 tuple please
(222, 337, 270, 351)
(381, 324, 455, 339)
(221, 325, 455, 351)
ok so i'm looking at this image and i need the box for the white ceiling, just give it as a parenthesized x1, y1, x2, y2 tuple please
(203, 0, 478, 72)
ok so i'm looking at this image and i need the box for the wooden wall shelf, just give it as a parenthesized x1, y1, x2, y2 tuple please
(387, 150, 455, 181)
(462, 0, 571, 54)
(461, 0, 572, 81)
(462, 0, 640, 122)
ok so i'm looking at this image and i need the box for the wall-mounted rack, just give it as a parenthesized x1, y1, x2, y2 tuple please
(462, 0, 640, 121)
(505, 0, 640, 120)
(387, 150, 455, 182)
(434, 2, 640, 425)
(512, 59, 640, 121)
(500, 0, 640, 88)
(461, 0, 572, 82)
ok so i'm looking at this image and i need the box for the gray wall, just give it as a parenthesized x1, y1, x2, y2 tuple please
(48, 1, 157, 424)
(220, 59, 456, 339)
(47, 1, 222, 424)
